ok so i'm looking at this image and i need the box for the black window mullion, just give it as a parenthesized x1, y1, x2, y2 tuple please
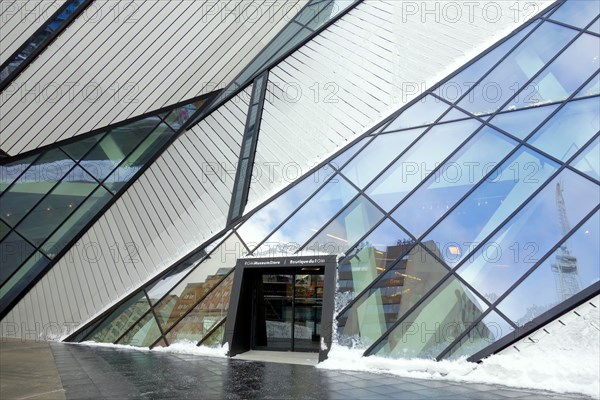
(144, 289, 168, 347)
(196, 317, 226, 347)
(36, 185, 110, 259)
(228, 71, 269, 223)
(0, 229, 42, 290)
(30, 0, 165, 149)
(411, 71, 600, 254)
(0, 0, 94, 92)
(295, 185, 362, 253)
(65, 229, 230, 342)
(246, 164, 340, 254)
(0, 152, 44, 198)
(0, 95, 214, 321)
(96, 116, 175, 193)
(365, 141, 597, 358)
(436, 204, 600, 361)
(112, 307, 154, 345)
(430, 92, 599, 170)
(183, 0, 364, 130)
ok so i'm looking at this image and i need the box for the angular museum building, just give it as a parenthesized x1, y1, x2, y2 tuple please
(0, 0, 598, 364)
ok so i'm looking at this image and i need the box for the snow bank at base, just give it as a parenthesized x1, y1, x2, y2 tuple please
(153, 340, 228, 358)
(79, 340, 228, 358)
(318, 308, 600, 399)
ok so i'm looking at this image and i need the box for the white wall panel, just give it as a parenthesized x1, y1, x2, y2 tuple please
(0, 0, 65, 65)
(0, 0, 306, 156)
(0, 87, 251, 338)
(246, 0, 552, 212)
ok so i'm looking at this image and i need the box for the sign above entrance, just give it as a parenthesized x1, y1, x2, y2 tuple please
(241, 256, 333, 268)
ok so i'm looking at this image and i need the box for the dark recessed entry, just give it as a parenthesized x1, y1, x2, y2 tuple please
(225, 256, 337, 362)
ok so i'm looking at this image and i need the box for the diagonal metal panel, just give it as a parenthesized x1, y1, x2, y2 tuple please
(246, 0, 553, 213)
(0, 86, 253, 338)
(0, 0, 306, 156)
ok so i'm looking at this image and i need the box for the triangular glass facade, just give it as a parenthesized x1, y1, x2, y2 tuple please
(73, 0, 599, 362)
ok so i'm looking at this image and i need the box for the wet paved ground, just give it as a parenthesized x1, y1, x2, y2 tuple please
(38, 342, 590, 400)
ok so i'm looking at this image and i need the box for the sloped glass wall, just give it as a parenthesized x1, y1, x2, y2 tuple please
(72, 0, 599, 361)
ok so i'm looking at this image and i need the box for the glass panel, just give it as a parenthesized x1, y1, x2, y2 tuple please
(296, 0, 335, 26)
(1, 149, 75, 227)
(570, 136, 599, 180)
(341, 127, 425, 188)
(232, 23, 304, 88)
(504, 34, 599, 110)
(498, 210, 600, 326)
(86, 291, 151, 343)
(457, 22, 576, 115)
(231, 158, 249, 213)
(589, 17, 600, 34)
(80, 117, 159, 181)
(0, 155, 37, 193)
(116, 313, 162, 347)
(337, 244, 449, 348)
(0, 0, 87, 80)
(0, 252, 49, 313)
(104, 123, 174, 193)
(489, 104, 559, 140)
(303, 0, 356, 30)
(457, 169, 599, 303)
(60, 133, 104, 161)
(154, 234, 243, 332)
(372, 275, 488, 359)
(0, 232, 35, 287)
(15, 166, 97, 247)
(435, 23, 538, 103)
(330, 137, 371, 170)
(236, 164, 336, 245)
(527, 97, 600, 162)
(0, 220, 9, 241)
(439, 108, 470, 123)
(393, 127, 517, 238)
(68, 318, 104, 343)
(548, 0, 600, 28)
(254, 176, 356, 256)
(40, 185, 113, 258)
(200, 322, 225, 348)
(425, 148, 559, 267)
(575, 72, 599, 98)
(366, 119, 480, 211)
(337, 219, 412, 297)
(164, 273, 233, 344)
(253, 274, 293, 350)
(383, 96, 450, 132)
(161, 101, 205, 130)
(294, 274, 324, 352)
(145, 247, 212, 305)
(442, 311, 513, 360)
(268, 27, 314, 63)
(303, 196, 383, 254)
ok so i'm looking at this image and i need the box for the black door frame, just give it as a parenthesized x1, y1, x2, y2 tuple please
(225, 256, 337, 362)
(251, 269, 324, 352)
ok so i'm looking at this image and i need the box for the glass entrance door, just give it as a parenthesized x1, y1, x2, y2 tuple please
(252, 271, 323, 352)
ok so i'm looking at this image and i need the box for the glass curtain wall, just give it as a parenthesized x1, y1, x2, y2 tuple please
(0, 98, 207, 314)
(74, 0, 599, 361)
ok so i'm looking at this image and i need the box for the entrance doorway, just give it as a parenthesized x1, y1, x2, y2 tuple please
(252, 271, 323, 352)
(225, 255, 336, 361)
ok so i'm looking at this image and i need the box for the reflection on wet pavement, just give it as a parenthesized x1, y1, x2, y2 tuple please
(49, 343, 588, 400)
